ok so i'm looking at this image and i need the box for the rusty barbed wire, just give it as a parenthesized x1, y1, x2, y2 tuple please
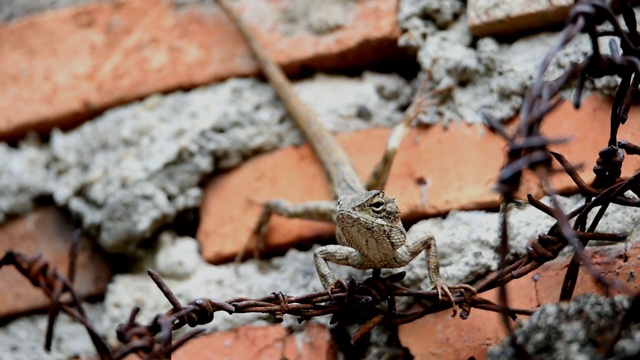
(106, 267, 532, 359)
(2, 247, 518, 360)
(0, 231, 112, 359)
(481, 0, 640, 355)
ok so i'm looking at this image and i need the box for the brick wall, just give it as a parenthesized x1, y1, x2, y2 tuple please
(1, 1, 638, 359)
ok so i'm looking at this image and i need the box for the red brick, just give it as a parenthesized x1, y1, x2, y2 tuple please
(197, 94, 640, 264)
(468, 0, 573, 37)
(0, 0, 400, 140)
(398, 242, 640, 359)
(173, 323, 336, 360)
(0, 207, 111, 318)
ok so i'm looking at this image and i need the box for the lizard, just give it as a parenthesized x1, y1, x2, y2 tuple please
(215, 0, 476, 313)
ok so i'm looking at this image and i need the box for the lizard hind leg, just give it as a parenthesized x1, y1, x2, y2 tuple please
(396, 229, 477, 316)
(235, 199, 337, 265)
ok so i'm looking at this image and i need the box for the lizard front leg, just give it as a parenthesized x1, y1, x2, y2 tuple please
(391, 229, 476, 315)
(237, 200, 336, 263)
(314, 243, 369, 290)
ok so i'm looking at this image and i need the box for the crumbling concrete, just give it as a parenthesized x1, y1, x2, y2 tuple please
(0, 138, 51, 223)
(488, 294, 640, 359)
(398, 0, 618, 125)
(0, 0, 98, 22)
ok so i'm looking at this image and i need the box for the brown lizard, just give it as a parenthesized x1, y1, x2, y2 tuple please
(215, 0, 476, 312)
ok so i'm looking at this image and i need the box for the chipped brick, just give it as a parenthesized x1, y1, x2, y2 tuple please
(0, 207, 111, 318)
(0, 0, 400, 140)
(468, 0, 573, 37)
(173, 323, 336, 360)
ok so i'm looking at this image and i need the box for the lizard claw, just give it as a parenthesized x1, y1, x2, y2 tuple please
(429, 280, 458, 317)
(328, 279, 348, 299)
(430, 279, 477, 318)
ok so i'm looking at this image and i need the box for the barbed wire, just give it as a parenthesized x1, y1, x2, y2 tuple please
(481, 0, 640, 354)
(2, 0, 640, 359)
(0, 231, 112, 358)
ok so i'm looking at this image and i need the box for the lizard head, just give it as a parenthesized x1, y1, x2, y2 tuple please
(335, 190, 404, 251)
(336, 190, 402, 231)
(337, 190, 401, 224)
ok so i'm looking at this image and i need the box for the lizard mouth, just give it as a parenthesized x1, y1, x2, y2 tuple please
(336, 210, 358, 217)
(336, 210, 380, 226)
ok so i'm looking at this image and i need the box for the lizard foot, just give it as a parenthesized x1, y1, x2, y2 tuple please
(429, 279, 477, 317)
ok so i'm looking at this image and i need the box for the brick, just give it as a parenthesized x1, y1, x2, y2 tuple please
(0, 207, 111, 319)
(173, 323, 336, 360)
(197, 94, 640, 264)
(398, 242, 640, 359)
(0, 0, 400, 140)
(468, 0, 573, 37)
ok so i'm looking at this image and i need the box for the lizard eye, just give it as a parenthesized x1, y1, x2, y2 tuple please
(370, 199, 386, 213)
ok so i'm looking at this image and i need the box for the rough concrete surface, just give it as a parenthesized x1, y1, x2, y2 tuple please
(398, 0, 619, 125)
(280, 0, 358, 35)
(398, 0, 463, 38)
(0, 138, 50, 223)
(0, 303, 108, 360)
(0, 0, 98, 22)
(1, 73, 409, 253)
(488, 294, 640, 359)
